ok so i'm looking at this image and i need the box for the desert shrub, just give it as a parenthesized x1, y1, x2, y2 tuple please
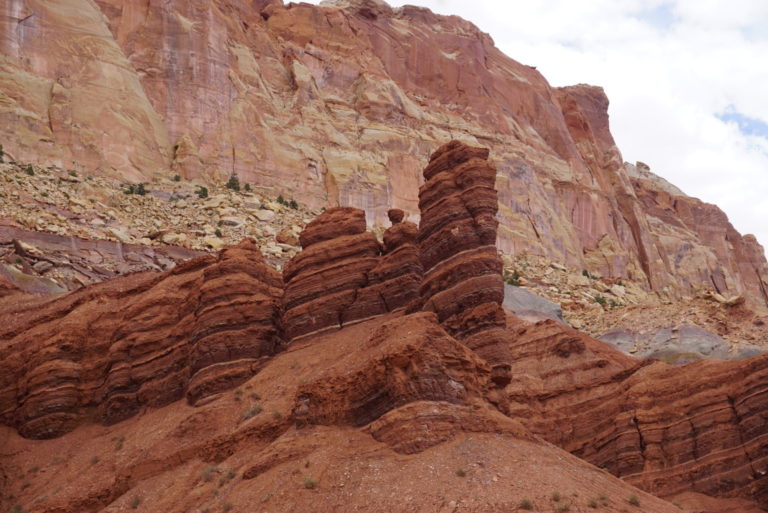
(551, 491, 562, 502)
(594, 294, 607, 306)
(303, 476, 317, 489)
(244, 183, 251, 191)
(225, 174, 240, 191)
(519, 498, 534, 510)
(0, 144, 4, 162)
(25, 165, 34, 176)
(555, 504, 571, 512)
(130, 496, 140, 509)
(629, 494, 640, 506)
(243, 405, 262, 419)
(173, 174, 181, 181)
(598, 494, 609, 506)
(587, 498, 598, 508)
(202, 465, 219, 482)
(455, 468, 466, 477)
(215, 229, 223, 238)
(289, 199, 298, 209)
(276, 195, 286, 205)
(124, 183, 148, 196)
(68, 170, 77, 177)
(504, 269, 521, 286)
(196, 186, 209, 199)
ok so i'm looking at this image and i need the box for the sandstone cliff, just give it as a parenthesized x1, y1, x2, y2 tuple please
(1, 0, 766, 305)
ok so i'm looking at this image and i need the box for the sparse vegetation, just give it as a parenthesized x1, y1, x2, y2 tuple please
(24, 165, 34, 176)
(250, 392, 261, 400)
(303, 476, 317, 489)
(629, 494, 640, 506)
(504, 269, 522, 286)
(68, 170, 77, 177)
(215, 228, 223, 238)
(588, 498, 598, 508)
(196, 185, 209, 199)
(173, 174, 181, 181)
(225, 174, 240, 192)
(272, 411, 283, 420)
(202, 465, 220, 482)
(124, 183, 148, 195)
(555, 503, 571, 512)
(551, 491, 562, 502)
(112, 435, 125, 450)
(289, 199, 298, 209)
(276, 195, 286, 205)
(598, 494, 609, 506)
(243, 405, 262, 419)
(0, 144, 4, 162)
(455, 468, 466, 477)
(244, 183, 252, 192)
(519, 498, 534, 510)
(594, 294, 607, 307)
(130, 496, 140, 509)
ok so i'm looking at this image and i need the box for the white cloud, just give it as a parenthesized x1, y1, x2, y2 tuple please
(308, 0, 768, 250)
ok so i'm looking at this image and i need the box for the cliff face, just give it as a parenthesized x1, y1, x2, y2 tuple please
(1, 0, 766, 305)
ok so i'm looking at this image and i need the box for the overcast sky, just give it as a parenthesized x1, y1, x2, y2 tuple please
(312, 0, 768, 250)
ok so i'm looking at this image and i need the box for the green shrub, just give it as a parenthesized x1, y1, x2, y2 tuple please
(594, 294, 607, 306)
(455, 468, 466, 477)
(68, 170, 77, 177)
(215, 228, 223, 238)
(276, 195, 286, 205)
(202, 465, 219, 482)
(629, 494, 640, 506)
(25, 165, 34, 176)
(519, 498, 534, 510)
(130, 496, 140, 509)
(504, 269, 522, 286)
(551, 491, 562, 502)
(303, 476, 317, 489)
(555, 504, 571, 512)
(244, 183, 251, 192)
(124, 183, 148, 196)
(588, 498, 598, 508)
(225, 174, 240, 191)
(0, 144, 4, 162)
(196, 186, 209, 199)
(173, 174, 181, 181)
(243, 405, 262, 419)
(289, 199, 298, 209)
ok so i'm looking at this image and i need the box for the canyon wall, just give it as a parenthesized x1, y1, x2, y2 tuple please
(1, 0, 766, 304)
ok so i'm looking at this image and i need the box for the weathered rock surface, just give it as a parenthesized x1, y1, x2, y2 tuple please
(0, 240, 282, 439)
(282, 206, 421, 340)
(2, 0, 766, 307)
(503, 284, 566, 324)
(503, 315, 768, 510)
(416, 141, 511, 385)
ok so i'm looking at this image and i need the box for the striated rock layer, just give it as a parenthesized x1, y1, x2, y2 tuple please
(282, 206, 422, 341)
(502, 315, 768, 509)
(0, 240, 282, 439)
(416, 141, 511, 385)
(1, 0, 766, 305)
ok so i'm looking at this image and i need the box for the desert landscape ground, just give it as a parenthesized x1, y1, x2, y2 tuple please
(1, 1, 767, 512)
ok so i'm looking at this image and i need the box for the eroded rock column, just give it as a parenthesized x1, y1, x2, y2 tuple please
(417, 140, 512, 385)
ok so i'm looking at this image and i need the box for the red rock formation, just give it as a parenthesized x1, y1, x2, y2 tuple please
(417, 141, 511, 385)
(0, 240, 282, 439)
(282, 206, 422, 340)
(502, 315, 768, 509)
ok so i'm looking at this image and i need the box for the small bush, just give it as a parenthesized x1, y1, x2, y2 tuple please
(289, 199, 298, 209)
(68, 170, 77, 177)
(202, 465, 219, 482)
(124, 183, 148, 196)
(112, 435, 125, 450)
(25, 165, 34, 176)
(504, 270, 522, 286)
(594, 294, 607, 306)
(130, 496, 140, 509)
(276, 195, 286, 205)
(243, 405, 262, 419)
(519, 498, 534, 510)
(0, 144, 4, 162)
(587, 498, 598, 508)
(225, 174, 240, 192)
(250, 392, 261, 400)
(555, 504, 571, 512)
(629, 494, 640, 506)
(303, 476, 317, 489)
(215, 229, 223, 238)
(551, 491, 562, 502)
(244, 183, 251, 192)
(455, 468, 466, 477)
(196, 186, 209, 199)
(173, 174, 181, 181)
(272, 411, 283, 419)
(598, 494, 609, 506)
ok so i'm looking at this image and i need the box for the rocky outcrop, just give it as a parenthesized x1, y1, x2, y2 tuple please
(416, 141, 511, 385)
(282, 206, 422, 341)
(503, 315, 768, 509)
(2, 0, 766, 307)
(0, 240, 282, 439)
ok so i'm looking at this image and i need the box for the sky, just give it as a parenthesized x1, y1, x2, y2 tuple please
(310, 0, 768, 250)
